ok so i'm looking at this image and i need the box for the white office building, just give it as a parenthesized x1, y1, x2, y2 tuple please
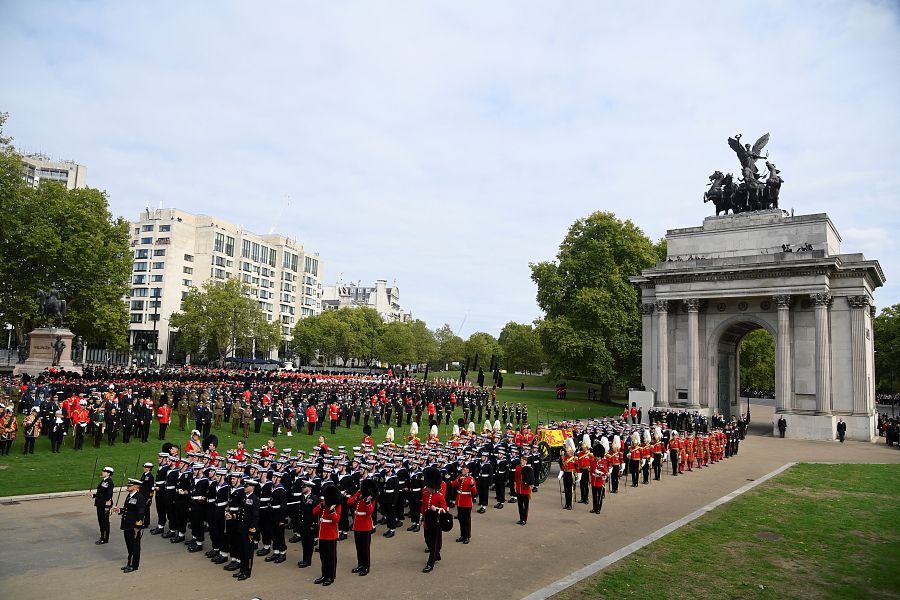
(20, 152, 87, 189)
(321, 279, 411, 322)
(127, 208, 323, 364)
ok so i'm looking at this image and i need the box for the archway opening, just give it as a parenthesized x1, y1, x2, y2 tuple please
(716, 320, 775, 422)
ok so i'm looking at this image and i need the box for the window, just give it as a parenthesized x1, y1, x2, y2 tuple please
(214, 232, 225, 253)
(291, 254, 299, 272)
(225, 236, 235, 257)
(151, 275, 164, 282)
(134, 261, 147, 272)
(242, 239, 251, 258)
(181, 291, 189, 300)
(141, 224, 154, 232)
(159, 225, 171, 232)
(251, 242, 260, 262)
(260, 246, 269, 266)
(214, 268, 225, 279)
(155, 237, 170, 245)
(133, 227, 140, 235)
(152, 261, 164, 269)
(183, 266, 193, 274)
(135, 249, 148, 259)
(140, 237, 152, 245)
(131, 288, 149, 297)
(283, 251, 292, 269)
(130, 313, 143, 323)
(132, 275, 146, 285)
(151, 288, 162, 298)
(149, 313, 160, 322)
(242, 274, 251, 283)
(269, 249, 276, 267)
(183, 279, 192, 287)
(214, 256, 227, 267)
(184, 254, 194, 262)
(149, 300, 161, 308)
(130, 300, 145, 310)
(153, 249, 166, 256)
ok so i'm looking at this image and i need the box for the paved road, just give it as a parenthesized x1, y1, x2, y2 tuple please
(1, 402, 897, 600)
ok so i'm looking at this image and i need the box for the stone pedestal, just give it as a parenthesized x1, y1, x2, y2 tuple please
(13, 328, 82, 377)
(782, 413, 836, 441)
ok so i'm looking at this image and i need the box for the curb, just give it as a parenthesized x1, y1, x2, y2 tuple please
(520, 461, 797, 600)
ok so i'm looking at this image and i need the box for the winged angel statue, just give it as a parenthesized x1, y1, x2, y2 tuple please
(704, 133, 784, 215)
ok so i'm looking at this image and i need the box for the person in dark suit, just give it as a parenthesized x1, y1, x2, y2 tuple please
(837, 419, 847, 443)
(295, 480, 318, 568)
(777, 416, 787, 438)
(232, 478, 260, 581)
(92, 466, 115, 544)
(113, 478, 145, 572)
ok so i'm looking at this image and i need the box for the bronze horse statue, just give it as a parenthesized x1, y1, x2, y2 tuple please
(704, 170, 736, 215)
(35, 288, 67, 327)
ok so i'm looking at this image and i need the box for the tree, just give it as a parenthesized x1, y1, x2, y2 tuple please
(433, 324, 465, 369)
(465, 332, 502, 371)
(498, 321, 545, 374)
(345, 307, 384, 366)
(407, 319, 438, 365)
(0, 114, 131, 348)
(530, 211, 661, 400)
(290, 316, 321, 366)
(169, 278, 281, 365)
(377, 320, 417, 365)
(874, 304, 900, 393)
(738, 329, 775, 391)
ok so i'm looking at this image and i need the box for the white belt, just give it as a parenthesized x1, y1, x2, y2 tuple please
(355, 511, 367, 516)
(216, 502, 227, 507)
(286, 501, 300, 506)
(411, 488, 422, 492)
(458, 491, 471, 495)
(271, 505, 282, 509)
(228, 507, 239, 512)
(320, 519, 333, 524)
(191, 496, 204, 500)
(384, 489, 396, 493)
(261, 497, 271, 501)
(165, 486, 175, 490)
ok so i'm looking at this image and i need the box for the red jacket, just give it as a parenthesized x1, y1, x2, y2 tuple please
(422, 488, 447, 515)
(314, 502, 341, 540)
(305, 405, 317, 423)
(590, 459, 607, 488)
(451, 475, 477, 508)
(329, 403, 339, 421)
(348, 491, 375, 532)
(157, 404, 171, 424)
(577, 451, 592, 470)
(513, 465, 532, 496)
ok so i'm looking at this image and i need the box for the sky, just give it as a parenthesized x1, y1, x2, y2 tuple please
(2, 1, 899, 337)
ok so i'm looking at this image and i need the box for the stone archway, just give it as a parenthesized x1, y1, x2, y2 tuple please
(707, 316, 776, 421)
(631, 210, 884, 441)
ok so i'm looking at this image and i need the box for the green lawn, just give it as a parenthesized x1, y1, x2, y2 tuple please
(0, 387, 623, 496)
(555, 463, 900, 600)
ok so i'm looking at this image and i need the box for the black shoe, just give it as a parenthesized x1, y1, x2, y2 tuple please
(322, 579, 333, 586)
(314, 577, 326, 584)
(170, 536, 181, 544)
(358, 568, 368, 576)
(232, 571, 242, 578)
(463, 538, 470, 544)
(122, 566, 136, 573)
(477, 507, 486, 514)
(212, 555, 228, 564)
(161, 531, 174, 539)
(455, 536, 464, 543)
(205, 549, 218, 558)
(237, 573, 250, 581)
(297, 561, 310, 568)
(494, 503, 503, 509)
(150, 527, 164, 535)
(351, 567, 362, 573)
(94, 540, 105, 545)
(516, 519, 525, 525)
(188, 544, 203, 553)
(265, 554, 278, 562)
(224, 561, 241, 571)
(121, 565, 130, 571)
(256, 547, 269, 556)
(422, 564, 433, 573)
(288, 534, 301, 543)
(383, 530, 395, 538)
(274, 554, 286, 563)
(338, 532, 348, 541)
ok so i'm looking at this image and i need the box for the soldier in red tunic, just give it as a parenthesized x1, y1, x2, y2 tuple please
(347, 478, 377, 576)
(313, 485, 341, 586)
(451, 463, 476, 544)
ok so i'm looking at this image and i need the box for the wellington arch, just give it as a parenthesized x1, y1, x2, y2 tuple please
(631, 210, 885, 441)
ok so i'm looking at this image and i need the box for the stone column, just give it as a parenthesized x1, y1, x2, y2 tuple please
(685, 298, 701, 409)
(812, 293, 832, 415)
(655, 300, 670, 407)
(639, 302, 655, 391)
(773, 294, 792, 413)
(847, 295, 869, 415)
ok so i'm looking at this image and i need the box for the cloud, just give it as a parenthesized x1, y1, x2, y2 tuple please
(2, 1, 899, 333)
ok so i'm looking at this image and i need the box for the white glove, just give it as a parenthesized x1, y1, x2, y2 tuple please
(557, 471, 563, 480)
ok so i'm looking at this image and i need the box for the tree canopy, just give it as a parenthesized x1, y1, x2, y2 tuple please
(739, 329, 775, 391)
(498, 321, 545, 374)
(874, 304, 900, 393)
(0, 113, 131, 348)
(530, 211, 663, 398)
(169, 278, 281, 365)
